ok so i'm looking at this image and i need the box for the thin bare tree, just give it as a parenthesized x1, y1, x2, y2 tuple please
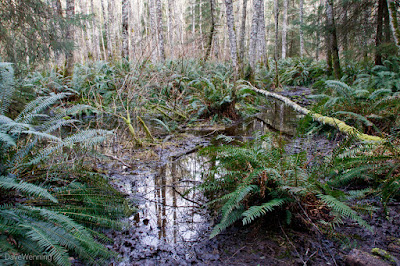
(274, 0, 279, 60)
(249, 0, 261, 67)
(65, 0, 75, 76)
(122, 0, 130, 59)
(281, 0, 288, 59)
(224, 0, 238, 67)
(238, 0, 248, 63)
(299, 0, 304, 57)
(326, 0, 341, 78)
(156, 0, 165, 60)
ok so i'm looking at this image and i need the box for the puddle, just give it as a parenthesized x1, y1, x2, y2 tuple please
(105, 137, 221, 265)
(104, 97, 338, 264)
(133, 153, 211, 246)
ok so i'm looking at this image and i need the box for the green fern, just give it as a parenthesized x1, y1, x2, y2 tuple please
(318, 194, 371, 230)
(242, 198, 289, 225)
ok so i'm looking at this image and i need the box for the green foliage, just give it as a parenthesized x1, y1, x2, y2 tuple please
(330, 139, 400, 208)
(0, 64, 131, 265)
(199, 133, 368, 237)
(0, 0, 79, 71)
(277, 58, 327, 86)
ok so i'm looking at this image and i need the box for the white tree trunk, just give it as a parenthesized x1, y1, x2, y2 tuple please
(65, 0, 75, 76)
(149, 0, 158, 61)
(256, 0, 266, 62)
(107, 0, 115, 59)
(122, 0, 130, 59)
(249, 0, 261, 67)
(274, 0, 279, 60)
(90, 0, 101, 61)
(281, 0, 288, 59)
(239, 0, 248, 63)
(100, 0, 108, 60)
(299, 0, 304, 57)
(224, 0, 238, 67)
(156, 0, 165, 60)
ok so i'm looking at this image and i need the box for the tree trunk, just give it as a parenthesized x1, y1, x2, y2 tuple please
(65, 0, 75, 76)
(224, 0, 238, 68)
(274, 0, 279, 60)
(107, 0, 115, 60)
(383, 0, 391, 43)
(204, 0, 216, 62)
(299, 0, 304, 57)
(91, 0, 101, 61)
(256, 0, 266, 63)
(376, 0, 385, 65)
(122, 0, 130, 59)
(149, 0, 158, 61)
(167, 0, 174, 52)
(100, 0, 108, 60)
(156, 0, 166, 61)
(387, 0, 400, 49)
(326, 0, 341, 79)
(249, 0, 261, 67)
(239, 0, 248, 63)
(282, 0, 288, 59)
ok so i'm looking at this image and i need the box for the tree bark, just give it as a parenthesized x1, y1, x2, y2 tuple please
(224, 0, 238, 68)
(100, 0, 108, 60)
(156, 0, 166, 61)
(256, 0, 266, 63)
(107, 0, 115, 60)
(375, 0, 385, 65)
(239, 0, 248, 63)
(299, 0, 304, 57)
(326, 0, 341, 79)
(274, 0, 279, 60)
(282, 0, 288, 59)
(149, 0, 158, 61)
(204, 0, 216, 62)
(249, 0, 261, 67)
(387, 0, 400, 49)
(65, 0, 75, 76)
(122, 0, 130, 59)
(91, 0, 101, 61)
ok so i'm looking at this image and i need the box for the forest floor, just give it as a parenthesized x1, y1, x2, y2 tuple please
(97, 87, 400, 266)
(102, 131, 400, 265)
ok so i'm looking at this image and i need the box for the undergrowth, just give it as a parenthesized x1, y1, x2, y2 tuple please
(0, 63, 133, 265)
(198, 133, 371, 238)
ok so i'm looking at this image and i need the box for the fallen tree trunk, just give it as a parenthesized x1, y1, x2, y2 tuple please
(249, 86, 384, 142)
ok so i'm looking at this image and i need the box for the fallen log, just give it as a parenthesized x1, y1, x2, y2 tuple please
(249, 86, 384, 142)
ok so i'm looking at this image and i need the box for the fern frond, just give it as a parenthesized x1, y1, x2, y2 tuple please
(318, 194, 371, 230)
(16, 93, 70, 124)
(242, 198, 289, 225)
(210, 207, 245, 238)
(22, 223, 71, 266)
(0, 132, 16, 148)
(0, 176, 58, 203)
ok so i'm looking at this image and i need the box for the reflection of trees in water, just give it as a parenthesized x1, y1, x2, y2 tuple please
(150, 155, 208, 243)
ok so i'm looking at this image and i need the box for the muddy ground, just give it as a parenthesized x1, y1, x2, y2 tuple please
(100, 87, 399, 265)
(99, 130, 399, 265)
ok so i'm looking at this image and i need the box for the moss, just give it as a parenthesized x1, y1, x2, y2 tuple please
(371, 248, 397, 264)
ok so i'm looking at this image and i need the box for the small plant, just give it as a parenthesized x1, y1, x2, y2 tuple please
(0, 63, 132, 265)
(199, 132, 369, 238)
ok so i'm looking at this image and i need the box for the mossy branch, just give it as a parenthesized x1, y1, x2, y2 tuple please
(249, 86, 385, 143)
(137, 116, 156, 142)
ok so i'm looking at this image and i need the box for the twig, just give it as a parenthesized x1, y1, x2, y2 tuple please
(102, 153, 132, 168)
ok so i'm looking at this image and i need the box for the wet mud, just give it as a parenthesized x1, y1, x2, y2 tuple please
(100, 92, 399, 265)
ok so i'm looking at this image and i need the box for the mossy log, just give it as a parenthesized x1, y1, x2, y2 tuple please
(250, 87, 384, 142)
